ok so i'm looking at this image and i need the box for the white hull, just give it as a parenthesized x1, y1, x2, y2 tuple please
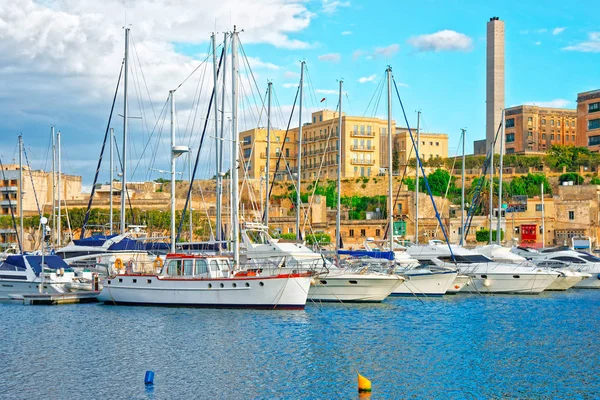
(308, 273, 403, 302)
(446, 275, 470, 294)
(98, 273, 311, 309)
(392, 270, 457, 296)
(546, 275, 588, 291)
(460, 272, 558, 294)
(0, 280, 69, 300)
(574, 274, 600, 289)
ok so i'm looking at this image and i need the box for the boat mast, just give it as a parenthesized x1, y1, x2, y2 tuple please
(109, 127, 114, 235)
(189, 154, 193, 242)
(296, 61, 305, 241)
(51, 126, 56, 245)
(460, 128, 466, 246)
(219, 32, 228, 251)
(386, 67, 393, 252)
(265, 81, 272, 226)
(120, 27, 130, 235)
(541, 182, 545, 247)
(231, 26, 240, 266)
(336, 79, 343, 261)
(415, 111, 421, 244)
(212, 33, 221, 246)
(497, 109, 505, 245)
(170, 90, 176, 253)
(18, 135, 24, 249)
(57, 130, 61, 247)
(489, 133, 494, 244)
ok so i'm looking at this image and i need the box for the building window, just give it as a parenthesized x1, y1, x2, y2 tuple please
(551, 120, 555, 126)
(429, 142, 433, 146)
(551, 134, 555, 140)
(572, 135, 575, 141)
(565, 121, 569, 127)
(535, 204, 544, 211)
(360, 229, 366, 237)
(588, 119, 600, 130)
(276, 136, 280, 142)
(506, 148, 515, 154)
(375, 228, 381, 236)
(588, 135, 600, 146)
(319, 115, 323, 122)
(367, 126, 372, 134)
(566, 135, 569, 141)
(557, 121, 561, 127)
(243, 148, 251, 158)
(528, 132, 533, 137)
(243, 136, 251, 145)
(349, 229, 354, 237)
(542, 134, 546, 139)
(506, 133, 515, 143)
(506, 118, 515, 128)
(589, 102, 600, 113)
(568, 211, 575, 220)
(436, 142, 439, 146)
(527, 117, 533, 125)
(557, 134, 561, 141)
(541, 119, 546, 125)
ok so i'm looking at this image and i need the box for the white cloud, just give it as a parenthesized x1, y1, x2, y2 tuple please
(534, 41, 542, 46)
(373, 44, 400, 58)
(321, 0, 350, 14)
(552, 27, 566, 35)
(525, 99, 571, 108)
(562, 32, 600, 53)
(408, 30, 473, 52)
(245, 57, 280, 70)
(318, 53, 341, 63)
(315, 89, 338, 95)
(358, 74, 377, 84)
(536, 28, 548, 34)
(283, 71, 300, 79)
(341, 31, 352, 35)
(282, 83, 297, 88)
(352, 49, 364, 61)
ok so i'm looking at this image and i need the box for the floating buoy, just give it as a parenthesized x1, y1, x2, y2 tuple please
(454, 285, 460, 289)
(357, 372, 371, 393)
(144, 371, 154, 386)
(483, 279, 492, 287)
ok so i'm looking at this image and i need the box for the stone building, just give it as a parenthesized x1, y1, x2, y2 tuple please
(576, 89, 600, 151)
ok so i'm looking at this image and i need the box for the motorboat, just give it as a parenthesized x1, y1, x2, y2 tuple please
(241, 224, 403, 302)
(406, 241, 559, 294)
(512, 246, 598, 289)
(0, 254, 78, 300)
(97, 253, 311, 309)
(475, 244, 589, 291)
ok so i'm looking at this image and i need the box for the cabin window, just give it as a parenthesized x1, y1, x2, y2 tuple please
(183, 260, 194, 276)
(167, 260, 182, 276)
(220, 259, 231, 271)
(210, 260, 219, 272)
(195, 259, 208, 275)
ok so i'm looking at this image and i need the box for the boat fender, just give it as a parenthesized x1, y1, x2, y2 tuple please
(115, 258, 124, 270)
(483, 279, 492, 287)
(310, 278, 317, 286)
(154, 258, 163, 270)
(144, 371, 154, 386)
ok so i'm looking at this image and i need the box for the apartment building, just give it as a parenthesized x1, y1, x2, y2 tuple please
(576, 89, 600, 151)
(393, 127, 449, 167)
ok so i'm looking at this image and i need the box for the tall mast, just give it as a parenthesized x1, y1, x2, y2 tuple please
(212, 33, 221, 245)
(51, 126, 56, 245)
(296, 61, 305, 241)
(415, 111, 421, 244)
(231, 27, 240, 266)
(336, 79, 343, 259)
(170, 90, 176, 253)
(57, 131, 62, 247)
(18, 135, 24, 249)
(541, 182, 545, 248)
(120, 27, 130, 235)
(489, 131, 494, 244)
(189, 154, 193, 242)
(109, 128, 114, 235)
(219, 32, 228, 251)
(265, 81, 272, 226)
(497, 109, 505, 245)
(386, 67, 393, 252)
(460, 128, 466, 246)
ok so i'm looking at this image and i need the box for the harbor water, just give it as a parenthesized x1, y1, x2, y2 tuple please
(1, 290, 598, 399)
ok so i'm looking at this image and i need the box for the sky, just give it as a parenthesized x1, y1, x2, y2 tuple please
(0, 0, 598, 189)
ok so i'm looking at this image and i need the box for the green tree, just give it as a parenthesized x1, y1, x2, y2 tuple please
(559, 172, 584, 185)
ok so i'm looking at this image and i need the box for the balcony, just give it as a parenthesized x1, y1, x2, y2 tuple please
(0, 186, 18, 192)
(260, 152, 296, 159)
(350, 130, 374, 138)
(350, 159, 375, 166)
(350, 145, 375, 152)
(0, 200, 17, 207)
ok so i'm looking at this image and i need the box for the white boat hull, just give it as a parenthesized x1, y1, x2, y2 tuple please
(98, 273, 311, 309)
(391, 270, 457, 296)
(308, 274, 403, 302)
(574, 273, 600, 289)
(0, 280, 69, 300)
(546, 274, 589, 291)
(446, 275, 470, 294)
(460, 272, 559, 294)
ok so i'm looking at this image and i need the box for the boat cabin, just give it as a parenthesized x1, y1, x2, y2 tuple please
(160, 254, 233, 279)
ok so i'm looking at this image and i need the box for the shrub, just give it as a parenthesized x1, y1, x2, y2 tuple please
(559, 172, 584, 185)
(476, 229, 504, 242)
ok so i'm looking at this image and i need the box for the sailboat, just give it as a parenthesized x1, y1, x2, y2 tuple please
(98, 28, 311, 309)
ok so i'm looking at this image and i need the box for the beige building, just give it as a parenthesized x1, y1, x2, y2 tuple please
(394, 127, 449, 167)
(239, 110, 394, 181)
(576, 89, 600, 151)
(504, 105, 577, 154)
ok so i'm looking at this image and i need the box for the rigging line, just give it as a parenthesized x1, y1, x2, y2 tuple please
(22, 144, 42, 218)
(0, 156, 22, 252)
(129, 34, 157, 119)
(174, 50, 214, 91)
(433, 132, 461, 237)
(129, 97, 170, 179)
(144, 106, 168, 182)
(393, 75, 455, 259)
(238, 40, 268, 124)
(267, 85, 300, 202)
(81, 60, 124, 239)
(176, 47, 224, 242)
(128, 48, 150, 172)
(184, 44, 211, 145)
(112, 132, 136, 224)
(362, 72, 386, 117)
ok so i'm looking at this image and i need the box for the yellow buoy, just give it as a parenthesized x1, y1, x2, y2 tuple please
(357, 373, 372, 393)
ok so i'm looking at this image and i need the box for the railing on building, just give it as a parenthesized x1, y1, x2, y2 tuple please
(350, 131, 375, 138)
(350, 145, 375, 151)
(350, 159, 375, 166)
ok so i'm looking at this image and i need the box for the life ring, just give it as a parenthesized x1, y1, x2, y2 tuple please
(154, 258, 163, 269)
(235, 270, 257, 277)
(114, 258, 124, 270)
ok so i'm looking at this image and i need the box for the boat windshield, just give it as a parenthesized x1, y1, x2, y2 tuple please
(577, 253, 600, 262)
(246, 230, 270, 245)
(439, 255, 492, 263)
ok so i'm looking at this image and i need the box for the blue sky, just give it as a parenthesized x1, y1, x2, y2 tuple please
(0, 0, 598, 187)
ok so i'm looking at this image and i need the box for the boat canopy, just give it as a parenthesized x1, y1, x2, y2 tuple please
(1, 255, 70, 276)
(337, 250, 395, 261)
(73, 234, 119, 247)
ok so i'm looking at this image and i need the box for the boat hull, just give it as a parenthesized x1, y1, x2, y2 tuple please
(308, 274, 403, 302)
(574, 273, 600, 289)
(0, 280, 69, 300)
(391, 270, 457, 296)
(446, 275, 470, 294)
(460, 272, 558, 294)
(98, 274, 311, 309)
(546, 275, 588, 291)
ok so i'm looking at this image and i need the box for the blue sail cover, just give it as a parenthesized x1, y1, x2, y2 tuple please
(73, 234, 119, 247)
(337, 250, 395, 260)
(1, 255, 69, 276)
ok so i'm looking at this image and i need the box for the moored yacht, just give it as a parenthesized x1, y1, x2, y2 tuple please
(407, 241, 559, 294)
